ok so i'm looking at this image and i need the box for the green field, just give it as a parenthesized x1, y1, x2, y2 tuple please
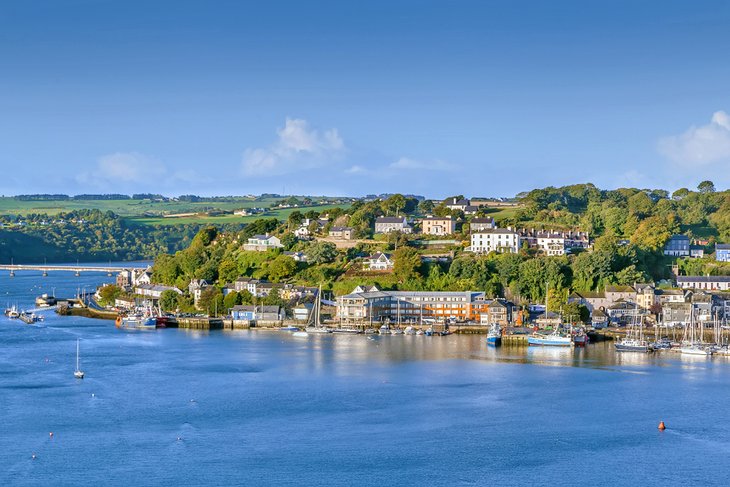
(0, 197, 350, 226)
(0, 197, 277, 217)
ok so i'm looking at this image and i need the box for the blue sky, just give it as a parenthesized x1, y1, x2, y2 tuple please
(2, 0, 730, 198)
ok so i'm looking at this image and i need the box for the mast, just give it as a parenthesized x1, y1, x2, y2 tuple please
(76, 339, 80, 371)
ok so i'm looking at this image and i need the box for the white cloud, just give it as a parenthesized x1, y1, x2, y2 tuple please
(345, 165, 368, 174)
(76, 152, 167, 187)
(658, 111, 730, 165)
(388, 157, 455, 171)
(242, 118, 345, 176)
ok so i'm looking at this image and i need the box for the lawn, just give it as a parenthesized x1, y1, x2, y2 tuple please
(125, 205, 350, 226)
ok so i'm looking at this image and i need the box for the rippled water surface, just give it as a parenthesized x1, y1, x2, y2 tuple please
(2, 271, 730, 486)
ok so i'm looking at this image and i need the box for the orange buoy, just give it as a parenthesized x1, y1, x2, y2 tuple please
(658, 421, 666, 431)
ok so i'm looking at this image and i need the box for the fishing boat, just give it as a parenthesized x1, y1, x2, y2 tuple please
(117, 312, 157, 330)
(403, 326, 416, 335)
(379, 324, 390, 335)
(74, 339, 84, 379)
(572, 327, 589, 347)
(486, 323, 502, 346)
(615, 305, 650, 353)
(305, 285, 331, 333)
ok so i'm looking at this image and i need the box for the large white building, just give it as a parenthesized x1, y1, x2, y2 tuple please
(469, 229, 520, 254)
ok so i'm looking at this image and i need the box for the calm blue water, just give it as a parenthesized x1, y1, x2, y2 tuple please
(2, 270, 730, 486)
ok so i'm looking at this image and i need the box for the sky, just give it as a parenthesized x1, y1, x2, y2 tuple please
(2, 0, 730, 198)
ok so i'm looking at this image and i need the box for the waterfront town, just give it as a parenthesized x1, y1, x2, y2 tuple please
(5, 188, 728, 354)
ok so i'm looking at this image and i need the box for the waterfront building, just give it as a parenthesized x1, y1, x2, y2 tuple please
(134, 284, 182, 301)
(664, 234, 690, 257)
(468, 229, 520, 254)
(421, 216, 455, 236)
(374, 216, 412, 234)
(336, 286, 497, 323)
(243, 234, 283, 252)
(230, 305, 284, 322)
(716, 243, 730, 262)
(634, 283, 657, 310)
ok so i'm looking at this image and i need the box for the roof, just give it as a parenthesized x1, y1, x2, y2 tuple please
(471, 228, 517, 235)
(340, 290, 486, 300)
(422, 216, 453, 221)
(668, 234, 690, 241)
(470, 217, 494, 224)
(716, 244, 730, 250)
(251, 234, 276, 240)
(330, 226, 353, 231)
(605, 285, 635, 293)
(375, 217, 407, 224)
(445, 197, 469, 206)
(677, 276, 730, 283)
(368, 252, 392, 259)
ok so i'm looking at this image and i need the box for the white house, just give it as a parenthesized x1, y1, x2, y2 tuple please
(364, 252, 394, 271)
(374, 217, 412, 234)
(469, 229, 520, 254)
(243, 234, 283, 251)
(536, 234, 567, 256)
(677, 276, 730, 291)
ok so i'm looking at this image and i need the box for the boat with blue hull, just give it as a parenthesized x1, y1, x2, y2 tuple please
(486, 323, 502, 346)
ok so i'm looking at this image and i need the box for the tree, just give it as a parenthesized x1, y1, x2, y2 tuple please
(698, 180, 716, 194)
(306, 241, 338, 264)
(267, 255, 297, 282)
(218, 258, 239, 284)
(672, 188, 690, 201)
(393, 247, 422, 281)
(198, 287, 224, 315)
(223, 291, 241, 311)
(418, 199, 434, 215)
(160, 290, 179, 312)
(98, 284, 122, 306)
(383, 194, 406, 216)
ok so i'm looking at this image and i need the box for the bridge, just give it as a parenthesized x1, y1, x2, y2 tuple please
(0, 264, 141, 277)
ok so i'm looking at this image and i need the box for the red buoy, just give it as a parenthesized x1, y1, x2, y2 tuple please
(658, 421, 666, 431)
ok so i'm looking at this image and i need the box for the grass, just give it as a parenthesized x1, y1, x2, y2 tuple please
(0, 197, 351, 226)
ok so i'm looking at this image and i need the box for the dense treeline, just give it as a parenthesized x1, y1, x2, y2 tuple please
(0, 209, 245, 263)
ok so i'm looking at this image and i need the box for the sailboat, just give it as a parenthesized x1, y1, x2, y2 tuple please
(680, 306, 712, 356)
(74, 339, 84, 379)
(304, 285, 331, 334)
(615, 303, 650, 352)
(527, 283, 573, 347)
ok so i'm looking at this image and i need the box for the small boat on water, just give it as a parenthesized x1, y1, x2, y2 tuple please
(403, 326, 416, 335)
(19, 312, 38, 324)
(280, 325, 300, 332)
(528, 329, 573, 347)
(332, 327, 361, 334)
(5, 305, 20, 319)
(615, 306, 650, 353)
(528, 283, 572, 347)
(486, 323, 502, 346)
(292, 331, 309, 338)
(35, 294, 57, 307)
(116, 313, 157, 329)
(572, 327, 589, 347)
(379, 324, 390, 335)
(304, 284, 332, 334)
(680, 307, 712, 356)
(74, 339, 84, 379)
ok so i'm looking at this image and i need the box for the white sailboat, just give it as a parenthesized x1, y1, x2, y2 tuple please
(680, 306, 712, 356)
(615, 304, 650, 353)
(304, 284, 330, 334)
(74, 339, 84, 379)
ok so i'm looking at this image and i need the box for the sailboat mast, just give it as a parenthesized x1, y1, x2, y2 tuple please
(76, 339, 80, 370)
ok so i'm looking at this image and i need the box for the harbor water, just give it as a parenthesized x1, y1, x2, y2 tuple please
(2, 270, 730, 486)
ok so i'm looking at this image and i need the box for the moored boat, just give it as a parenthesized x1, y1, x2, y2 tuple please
(486, 323, 502, 346)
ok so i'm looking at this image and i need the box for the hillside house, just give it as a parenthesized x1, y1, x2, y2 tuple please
(421, 216, 455, 236)
(664, 235, 690, 257)
(243, 234, 283, 252)
(364, 252, 394, 271)
(468, 229, 520, 254)
(374, 217, 412, 234)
